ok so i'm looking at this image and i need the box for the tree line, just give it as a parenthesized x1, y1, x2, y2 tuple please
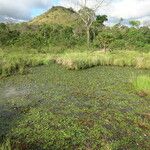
(0, 19, 149, 51)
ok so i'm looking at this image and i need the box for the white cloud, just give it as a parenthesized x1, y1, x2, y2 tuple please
(0, 0, 150, 24)
(58, 0, 109, 11)
(0, 0, 52, 20)
(59, 0, 150, 24)
(108, 0, 150, 19)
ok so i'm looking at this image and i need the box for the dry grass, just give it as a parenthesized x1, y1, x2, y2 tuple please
(54, 51, 150, 70)
(1, 49, 150, 77)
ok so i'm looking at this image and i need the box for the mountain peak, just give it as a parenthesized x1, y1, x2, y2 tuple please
(29, 6, 78, 26)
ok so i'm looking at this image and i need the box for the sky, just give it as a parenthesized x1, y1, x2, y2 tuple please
(0, 0, 150, 25)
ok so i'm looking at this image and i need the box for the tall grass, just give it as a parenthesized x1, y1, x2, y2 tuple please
(1, 48, 150, 77)
(54, 51, 150, 70)
(132, 75, 150, 95)
(0, 139, 12, 150)
(0, 53, 53, 77)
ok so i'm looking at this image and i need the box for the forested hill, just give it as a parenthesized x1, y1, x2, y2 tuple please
(29, 6, 79, 26)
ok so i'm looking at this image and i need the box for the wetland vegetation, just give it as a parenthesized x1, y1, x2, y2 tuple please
(0, 64, 150, 149)
(0, 4, 150, 150)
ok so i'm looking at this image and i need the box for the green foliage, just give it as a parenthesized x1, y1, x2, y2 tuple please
(129, 20, 141, 28)
(0, 23, 8, 31)
(95, 15, 108, 25)
(109, 39, 126, 50)
(0, 18, 150, 50)
(93, 25, 150, 51)
(0, 24, 20, 46)
(94, 28, 115, 50)
(38, 24, 78, 47)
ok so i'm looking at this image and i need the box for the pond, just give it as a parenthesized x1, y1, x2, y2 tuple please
(0, 63, 150, 149)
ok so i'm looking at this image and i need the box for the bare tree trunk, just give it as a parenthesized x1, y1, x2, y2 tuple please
(86, 26, 90, 47)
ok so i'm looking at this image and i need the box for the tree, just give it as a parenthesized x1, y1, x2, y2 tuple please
(95, 15, 108, 26)
(91, 15, 108, 41)
(94, 28, 114, 52)
(0, 23, 8, 31)
(129, 20, 141, 28)
(69, 0, 110, 46)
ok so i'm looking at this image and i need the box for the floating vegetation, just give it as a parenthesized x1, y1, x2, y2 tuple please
(0, 64, 150, 149)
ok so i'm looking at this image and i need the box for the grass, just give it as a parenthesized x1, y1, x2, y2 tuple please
(0, 49, 53, 77)
(0, 139, 12, 150)
(1, 48, 150, 77)
(0, 64, 150, 149)
(132, 75, 150, 95)
(54, 51, 150, 70)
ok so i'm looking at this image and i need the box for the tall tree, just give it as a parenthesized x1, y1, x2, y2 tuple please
(69, 0, 110, 46)
(129, 20, 141, 28)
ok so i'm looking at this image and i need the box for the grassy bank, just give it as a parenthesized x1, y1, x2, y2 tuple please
(55, 51, 150, 70)
(0, 50, 53, 77)
(1, 49, 150, 77)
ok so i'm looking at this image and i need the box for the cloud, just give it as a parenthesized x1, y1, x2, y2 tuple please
(58, 0, 150, 25)
(58, 0, 109, 11)
(108, 0, 150, 19)
(0, 0, 52, 20)
(0, 0, 150, 24)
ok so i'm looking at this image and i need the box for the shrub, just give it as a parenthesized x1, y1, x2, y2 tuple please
(110, 39, 126, 50)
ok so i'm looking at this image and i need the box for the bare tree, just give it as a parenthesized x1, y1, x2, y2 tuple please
(68, 0, 111, 46)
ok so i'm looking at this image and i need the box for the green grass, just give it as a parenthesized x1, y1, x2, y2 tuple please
(1, 48, 150, 77)
(0, 139, 12, 150)
(133, 75, 150, 95)
(0, 64, 150, 149)
(54, 51, 150, 70)
(0, 49, 53, 77)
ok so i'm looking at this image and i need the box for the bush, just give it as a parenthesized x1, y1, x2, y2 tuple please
(110, 39, 126, 50)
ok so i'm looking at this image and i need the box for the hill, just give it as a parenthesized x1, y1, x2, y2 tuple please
(29, 6, 79, 26)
